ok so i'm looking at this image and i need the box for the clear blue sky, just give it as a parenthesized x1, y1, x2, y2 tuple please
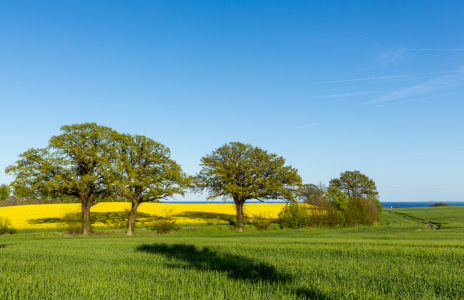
(1, 1, 463, 202)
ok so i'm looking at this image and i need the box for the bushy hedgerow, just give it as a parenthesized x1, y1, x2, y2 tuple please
(279, 195, 381, 229)
(251, 211, 273, 230)
(0, 216, 15, 235)
(151, 209, 180, 234)
(278, 202, 311, 229)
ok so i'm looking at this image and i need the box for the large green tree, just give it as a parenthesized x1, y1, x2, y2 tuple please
(5, 123, 119, 235)
(329, 170, 378, 198)
(114, 133, 191, 235)
(194, 142, 302, 232)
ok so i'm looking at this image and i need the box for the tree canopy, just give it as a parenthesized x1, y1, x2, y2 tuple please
(329, 170, 378, 198)
(194, 142, 302, 232)
(114, 133, 191, 235)
(6, 123, 119, 235)
(323, 186, 349, 210)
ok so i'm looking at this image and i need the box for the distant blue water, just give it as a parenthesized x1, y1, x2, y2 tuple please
(381, 202, 464, 208)
(163, 201, 284, 204)
(164, 201, 464, 208)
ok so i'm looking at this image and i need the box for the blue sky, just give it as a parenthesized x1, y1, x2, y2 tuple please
(1, 1, 463, 202)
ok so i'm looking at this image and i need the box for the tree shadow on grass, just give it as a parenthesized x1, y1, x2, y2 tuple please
(28, 217, 63, 224)
(28, 211, 154, 228)
(173, 211, 236, 224)
(137, 243, 290, 283)
(136, 243, 331, 299)
(27, 210, 238, 227)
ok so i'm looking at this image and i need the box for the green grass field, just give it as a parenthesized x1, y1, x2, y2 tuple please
(1, 208, 464, 299)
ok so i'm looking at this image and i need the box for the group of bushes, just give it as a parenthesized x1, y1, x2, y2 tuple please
(278, 196, 382, 229)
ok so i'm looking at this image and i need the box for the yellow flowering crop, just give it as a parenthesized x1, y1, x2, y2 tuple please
(0, 202, 305, 230)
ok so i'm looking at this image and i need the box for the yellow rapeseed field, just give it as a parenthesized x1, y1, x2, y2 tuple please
(0, 202, 294, 230)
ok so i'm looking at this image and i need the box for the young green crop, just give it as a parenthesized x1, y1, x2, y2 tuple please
(0, 209, 464, 299)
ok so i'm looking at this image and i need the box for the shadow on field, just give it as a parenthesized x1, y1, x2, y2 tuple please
(28, 211, 154, 228)
(28, 217, 63, 224)
(137, 243, 289, 283)
(0, 244, 6, 249)
(137, 243, 330, 299)
(174, 211, 236, 224)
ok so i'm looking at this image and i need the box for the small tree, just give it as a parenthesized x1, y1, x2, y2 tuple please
(329, 170, 378, 198)
(301, 183, 326, 206)
(0, 184, 10, 200)
(324, 186, 349, 210)
(114, 133, 190, 235)
(5, 123, 119, 235)
(194, 142, 302, 232)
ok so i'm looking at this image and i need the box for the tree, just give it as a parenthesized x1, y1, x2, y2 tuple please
(0, 184, 10, 200)
(194, 142, 302, 232)
(301, 183, 326, 206)
(324, 186, 349, 210)
(5, 123, 119, 235)
(329, 170, 378, 198)
(114, 133, 191, 235)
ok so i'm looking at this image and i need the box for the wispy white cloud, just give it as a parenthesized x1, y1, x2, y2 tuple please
(377, 47, 408, 66)
(309, 91, 376, 99)
(312, 70, 463, 85)
(311, 74, 411, 84)
(364, 70, 464, 105)
(367, 92, 463, 108)
(411, 49, 464, 51)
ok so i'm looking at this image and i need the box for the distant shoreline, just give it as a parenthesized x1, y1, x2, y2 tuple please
(162, 201, 464, 208)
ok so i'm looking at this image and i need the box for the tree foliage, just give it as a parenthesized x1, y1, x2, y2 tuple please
(0, 184, 10, 200)
(194, 142, 302, 232)
(324, 186, 349, 210)
(329, 170, 378, 198)
(114, 133, 190, 235)
(343, 197, 370, 226)
(278, 202, 311, 229)
(5, 123, 119, 235)
(301, 183, 326, 205)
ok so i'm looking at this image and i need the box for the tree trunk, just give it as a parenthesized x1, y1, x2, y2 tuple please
(127, 201, 139, 236)
(82, 200, 91, 235)
(235, 200, 244, 233)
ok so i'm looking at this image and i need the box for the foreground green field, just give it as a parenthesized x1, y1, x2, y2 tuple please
(1, 208, 463, 299)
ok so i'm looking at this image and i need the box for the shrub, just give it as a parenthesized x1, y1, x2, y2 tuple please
(366, 194, 383, 219)
(325, 206, 345, 226)
(251, 211, 273, 230)
(0, 184, 10, 201)
(151, 209, 179, 234)
(343, 197, 370, 226)
(278, 202, 311, 229)
(364, 198, 379, 224)
(308, 206, 345, 227)
(0, 216, 15, 234)
(60, 210, 83, 234)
